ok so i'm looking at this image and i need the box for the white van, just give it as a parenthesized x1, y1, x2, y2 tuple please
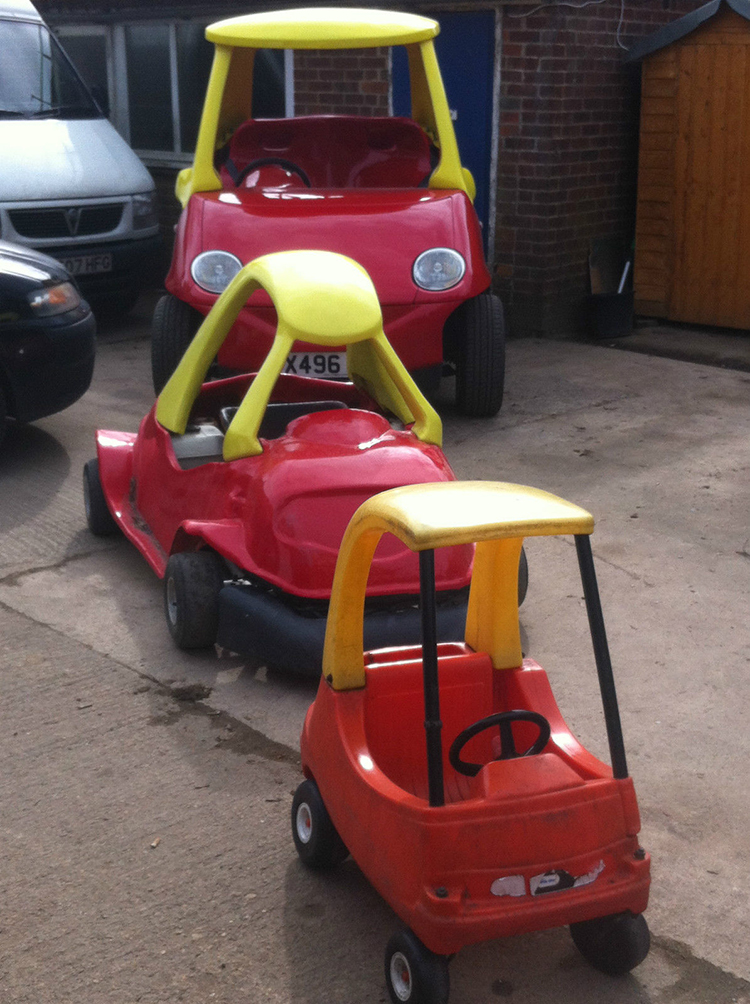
(0, 0, 160, 311)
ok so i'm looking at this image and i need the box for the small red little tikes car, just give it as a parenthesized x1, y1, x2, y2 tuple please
(85, 250, 517, 673)
(293, 481, 650, 1003)
(152, 7, 504, 416)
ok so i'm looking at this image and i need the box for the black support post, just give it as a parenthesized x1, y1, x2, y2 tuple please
(419, 549, 445, 807)
(575, 534, 629, 780)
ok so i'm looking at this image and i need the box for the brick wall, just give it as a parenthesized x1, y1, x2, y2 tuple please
(495, 0, 702, 336)
(294, 47, 390, 116)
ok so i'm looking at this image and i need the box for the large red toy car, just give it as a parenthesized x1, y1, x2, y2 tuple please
(293, 480, 650, 1003)
(152, 7, 504, 417)
(85, 251, 523, 672)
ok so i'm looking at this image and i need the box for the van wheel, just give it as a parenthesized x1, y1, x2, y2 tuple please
(570, 911, 650, 975)
(452, 292, 505, 417)
(385, 929, 449, 1004)
(163, 550, 225, 649)
(83, 458, 118, 536)
(151, 294, 203, 394)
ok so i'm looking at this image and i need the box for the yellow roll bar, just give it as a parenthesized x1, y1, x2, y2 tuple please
(322, 481, 595, 690)
(155, 249, 442, 460)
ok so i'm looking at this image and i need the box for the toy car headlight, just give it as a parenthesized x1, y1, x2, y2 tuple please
(412, 248, 466, 291)
(191, 251, 242, 294)
(27, 281, 81, 316)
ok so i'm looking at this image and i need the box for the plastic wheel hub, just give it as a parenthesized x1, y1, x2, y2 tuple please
(390, 952, 412, 1001)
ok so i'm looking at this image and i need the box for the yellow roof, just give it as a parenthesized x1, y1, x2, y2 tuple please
(351, 481, 595, 551)
(206, 7, 439, 49)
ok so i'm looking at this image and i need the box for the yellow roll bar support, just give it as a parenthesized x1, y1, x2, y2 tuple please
(155, 250, 441, 459)
(322, 481, 595, 690)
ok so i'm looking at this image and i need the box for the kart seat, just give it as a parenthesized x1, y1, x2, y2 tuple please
(363, 646, 496, 804)
(219, 400, 347, 440)
(170, 423, 225, 469)
(221, 115, 432, 189)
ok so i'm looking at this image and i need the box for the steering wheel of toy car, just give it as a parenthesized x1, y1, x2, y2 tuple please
(449, 711, 551, 777)
(235, 157, 312, 188)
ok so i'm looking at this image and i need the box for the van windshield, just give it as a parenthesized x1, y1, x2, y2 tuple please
(0, 20, 100, 119)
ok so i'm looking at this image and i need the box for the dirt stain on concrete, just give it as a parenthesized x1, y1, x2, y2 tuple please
(656, 937, 750, 1002)
(149, 691, 300, 767)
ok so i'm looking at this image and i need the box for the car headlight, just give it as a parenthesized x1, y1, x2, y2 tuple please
(133, 190, 159, 230)
(191, 250, 242, 294)
(412, 248, 466, 291)
(27, 282, 81, 317)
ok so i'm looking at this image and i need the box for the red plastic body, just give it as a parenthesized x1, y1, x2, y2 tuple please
(166, 116, 491, 373)
(300, 647, 650, 955)
(95, 373, 471, 597)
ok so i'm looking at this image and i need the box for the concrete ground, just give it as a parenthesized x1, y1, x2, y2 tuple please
(0, 298, 748, 1003)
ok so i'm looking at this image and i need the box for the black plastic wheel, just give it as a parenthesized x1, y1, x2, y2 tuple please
(83, 458, 119, 536)
(384, 929, 450, 1004)
(151, 294, 203, 394)
(291, 779, 349, 869)
(570, 911, 651, 976)
(452, 292, 505, 417)
(518, 546, 529, 606)
(163, 550, 225, 649)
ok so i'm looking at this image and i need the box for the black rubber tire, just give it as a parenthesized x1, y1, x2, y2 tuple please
(0, 383, 7, 448)
(151, 294, 203, 394)
(291, 778, 349, 869)
(384, 929, 450, 1004)
(90, 287, 140, 319)
(518, 546, 529, 606)
(570, 911, 651, 976)
(83, 458, 119, 536)
(163, 550, 225, 649)
(452, 292, 505, 417)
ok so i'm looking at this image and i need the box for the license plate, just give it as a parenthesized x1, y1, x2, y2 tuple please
(59, 253, 113, 276)
(284, 352, 347, 378)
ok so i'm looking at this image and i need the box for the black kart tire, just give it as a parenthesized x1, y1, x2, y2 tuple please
(83, 458, 119, 536)
(163, 550, 225, 649)
(291, 779, 349, 869)
(452, 292, 505, 417)
(151, 294, 203, 394)
(384, 928, 450, 1004)
(570, 911, 651, 976)
(0, 383, 6, 448)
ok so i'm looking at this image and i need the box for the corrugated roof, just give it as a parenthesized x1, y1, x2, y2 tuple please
(626, 0, 750, 62)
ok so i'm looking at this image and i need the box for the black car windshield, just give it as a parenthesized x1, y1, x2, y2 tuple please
(0, 20, 100, 119)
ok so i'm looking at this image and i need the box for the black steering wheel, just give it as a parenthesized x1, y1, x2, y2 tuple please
(235, 157, 312, 188)
(449, 711, 551, 777)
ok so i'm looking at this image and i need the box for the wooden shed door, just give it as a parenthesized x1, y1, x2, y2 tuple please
(671, 20, 750, 327)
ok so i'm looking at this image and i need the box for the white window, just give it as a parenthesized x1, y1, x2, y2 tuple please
(56, 22, 289, 167)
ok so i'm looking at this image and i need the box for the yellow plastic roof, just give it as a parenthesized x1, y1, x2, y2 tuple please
(206, 7, 439, 49)
(349, 481, 595, 551)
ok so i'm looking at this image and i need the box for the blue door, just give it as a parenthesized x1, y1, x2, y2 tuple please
(392, 10, 496, 253)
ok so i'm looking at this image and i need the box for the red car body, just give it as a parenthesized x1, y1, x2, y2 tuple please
(167, 177, 489, 377)
(87, 249, 486, 672)
(152, 10, 506, 416)
(293, 482, 650, 1002)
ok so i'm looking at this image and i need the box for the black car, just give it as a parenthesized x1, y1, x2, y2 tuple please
(0, 240, 95, 444)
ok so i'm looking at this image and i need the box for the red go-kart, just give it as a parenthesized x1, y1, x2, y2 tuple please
(293, 481, 650, 1003)
(152, 8, 504, 417)
(85, 251, 523, 673)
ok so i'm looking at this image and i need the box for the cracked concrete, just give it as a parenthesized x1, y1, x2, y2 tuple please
(1, 300, 748, 1001)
